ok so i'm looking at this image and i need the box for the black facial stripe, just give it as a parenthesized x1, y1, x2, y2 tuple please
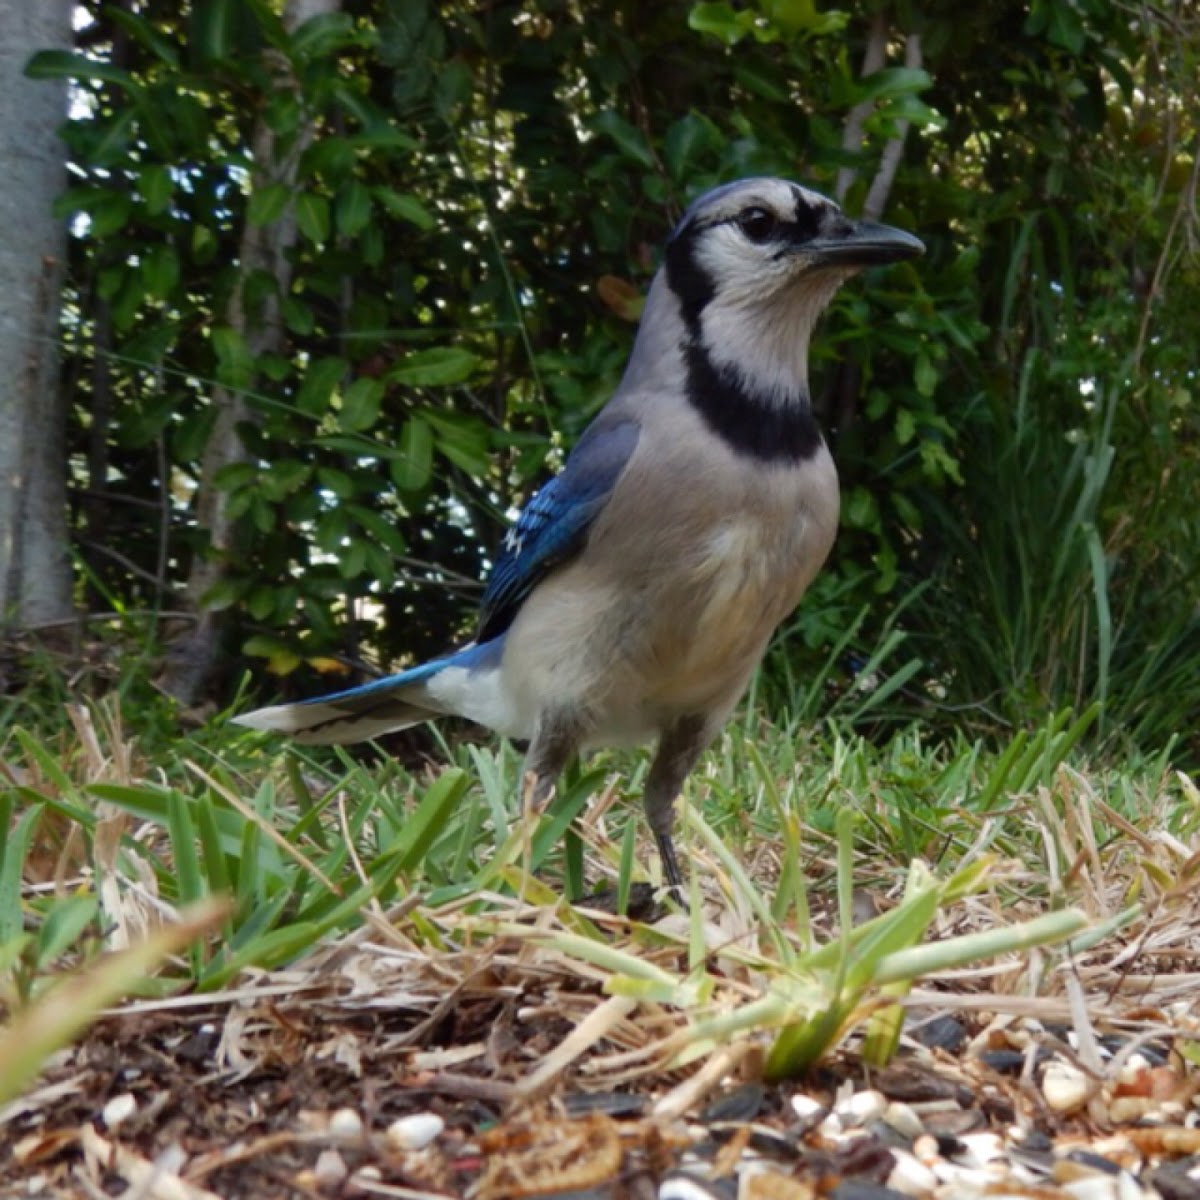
(666, 198, 826, 463)
(790, 194, 824, 242)
(664, 221, 714, 339)
(682, 341, 823, 464)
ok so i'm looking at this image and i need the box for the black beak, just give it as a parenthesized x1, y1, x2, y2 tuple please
(807, 219, 925, 268)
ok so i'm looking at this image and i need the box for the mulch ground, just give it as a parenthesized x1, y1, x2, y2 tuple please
(5, 951, 1200, 1200)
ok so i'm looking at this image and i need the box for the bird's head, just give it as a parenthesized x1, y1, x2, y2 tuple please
(661, 178, 924, 408)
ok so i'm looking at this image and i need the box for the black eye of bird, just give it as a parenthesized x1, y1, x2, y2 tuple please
(736, 206, 778, 242)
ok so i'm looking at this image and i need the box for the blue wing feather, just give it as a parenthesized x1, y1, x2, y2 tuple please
(478, 418, 640, 641)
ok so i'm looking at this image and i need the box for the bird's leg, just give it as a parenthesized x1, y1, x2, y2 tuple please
(644, 715, 710, 897)
(521, 711, 584, 814)
(519, 713, 584, 898)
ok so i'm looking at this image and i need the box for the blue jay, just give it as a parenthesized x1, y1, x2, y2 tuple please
(235, 178, 924, 891)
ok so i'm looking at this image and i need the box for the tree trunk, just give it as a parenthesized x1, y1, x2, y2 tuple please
(0, 0, 75, 630)
(159, 0, 341, 704)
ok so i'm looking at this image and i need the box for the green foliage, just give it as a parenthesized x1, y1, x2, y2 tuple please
(22, 0, 1200, 760)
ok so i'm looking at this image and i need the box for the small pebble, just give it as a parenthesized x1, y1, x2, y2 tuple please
(738, 1164, 811, 1200)
(1061, 1176, 1119, 1200)
(979, 1049, 1027, 1075)
(828, 1181, 912, 1200)
(817, 1112, 845, 1139)
(882, 1102, 924, 1141)
(101, 1093, 137, 1130)
(1058, 1150, 1123, 1179)
(385, 1112, 444, 1152)
(329, 1107, 364, 1140)
(886, 1148, 939, 1196)
(1043, 1062, 1092, 1113)
(912, 1134, 939, 1166)
(1117, 1053, 1151, 1084)
(911, 1014, 967, 1053)
(922, 1108, 983, 1139)
(954, 1132, 1004, 1167)
(929, 1161, 1001, 1191)
(313, 1149, 347, 1192)
(790, 1093, 825, 1121)
(838, 1089, 887, 1127)
(659, 1174, 730, 1200)
(702, 1083, 765, 1122)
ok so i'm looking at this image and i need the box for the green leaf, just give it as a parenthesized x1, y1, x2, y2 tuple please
(348, 505, 408, 557)
(339, 377, 384, 432)
(191, 0, 241, 63)
(87, 109, 138, 167)
(389, 770, 473, 872)
(168, 793, 205, 909)
(295, 192, 331, 244)
(434, 61, 473, 117)
(36, 897, 100, 970)
(688, 2, 754, 46)
(301, 136, 356, 181)
(316, 467, 357, 500)
(288, 10, 357, 59)
(664, 112, 721, 180)
(590, 110, 655, 168)
(212, 326, 255, 390)
(192, 225, 217, 264)
(390, 347, 478, 387)
(88, 192, 133, 239)
(295, 356, 346, 415)
(844, 486, 880, 533)
(767, 0, 847, 35)
(392, 417, 434, 492)
(282, 296, 315, 335)
(142, 245, 180, 301)
(855, 67, 933, 103)
(336, 181, 373, 238)
(914, 353, 938, 397)
(0, 805, 42, 945)
(425, 410, 490, 476)
(109, 10, 181, 66)
(375, 189, 436, 231)
(24, 50, 136, 90)
(139, 166, 173, 215)
(242, 635, 302, 675)
(201, 576, 249, 612)
(338, 540, 367, 579)
(262, 460, 312, 500)
(247, 182, 292, 227)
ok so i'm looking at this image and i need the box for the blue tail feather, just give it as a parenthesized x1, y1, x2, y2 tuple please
(234, 639, 504, 744)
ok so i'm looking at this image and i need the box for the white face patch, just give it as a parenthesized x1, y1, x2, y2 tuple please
(683, 180, 854, 407)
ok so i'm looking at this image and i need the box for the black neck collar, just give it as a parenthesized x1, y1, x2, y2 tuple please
(665, 227, 824, 464)
(682, 342, 824, 463)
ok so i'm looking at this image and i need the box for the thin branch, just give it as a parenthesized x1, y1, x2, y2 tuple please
(863, 33, 923, 220)
(835, 11, 890, 203)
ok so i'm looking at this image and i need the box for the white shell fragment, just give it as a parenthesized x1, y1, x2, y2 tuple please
(836, 1088, 887, 1126)
(789, 1093, 824, 1122)
(882, 1101, 924, 1140)
(1061, 1175, 1120, 1200)
(386, 1112, 445, 1152)
(101, 1092, 137, 1130)
(1043, 1063, 1093, 1113)
(328, 1107, 364, 1140)
(313, 1148, 348, 1190)
(887, 1147, 939, 1196)
(659, 1174, 726, 1200)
